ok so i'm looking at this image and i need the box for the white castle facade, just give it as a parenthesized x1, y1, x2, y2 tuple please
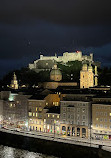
(29, 51, 93, 70)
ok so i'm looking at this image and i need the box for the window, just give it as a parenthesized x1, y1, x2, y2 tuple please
(100, 124, 103, 128)
(96, 124, 98, 127)
(39, 107, 42, 111)
(10, 103, 13, 107)
(63, 107, 66, 112)
(36, 107, 37, 111)
(63, 113, 66, 118)
(104, 125, 107, 129)
(36, 113, 38, 117)
(57, 115, 59, 118)
(96, 112, 98, 116)
(33, 113, 35, 117)
(77, 108, 80, 113)
(100, 112, 103, 116)
(82, 115, 86, 120)
(96, 118, 99, 121)
(52, 115, 54, 118)
(100, 118, 103, 122)
(29, 112, 32, 116)
(104, 118, 107, 122)
(48, 114, 50, 117)
(67, 108, 70, 112)
(109, 113, 111, 116)
(82, 108, 85, 113)
(77, 115, 80, 120)
(82, 122, 85, 125)
(104, 112, 107, 116)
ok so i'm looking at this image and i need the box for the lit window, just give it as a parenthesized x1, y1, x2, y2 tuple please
(39, 107, 42, 111)
(96, 118, 99, 121)
(82, 108, 85, 113)
(46, 102, 48, 106)
(36, 107, 37, 111)
(29, 112, 32, 116)
(33, 113, 35, 117)
(109, 113, 111, 116)
(48, 114, 50, 117)
(57, 115, 59, 118)
(52, 115, 54, 118)
(36, 113, 38, 117)
(10, 103, 13, 107)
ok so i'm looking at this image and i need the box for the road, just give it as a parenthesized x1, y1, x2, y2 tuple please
(0, 128, 111, 152)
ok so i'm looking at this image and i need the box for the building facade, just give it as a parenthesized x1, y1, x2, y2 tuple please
(28, 99, 46, 132)
(44, 111, 60, 134)
(0, 92, 29, 129)
(80, 64, 94, 89)
(60, 100, 91, 138)
(92, 103, 111, 140)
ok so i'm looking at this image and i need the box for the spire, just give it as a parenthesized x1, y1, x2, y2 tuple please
(10, 72, 19, 89)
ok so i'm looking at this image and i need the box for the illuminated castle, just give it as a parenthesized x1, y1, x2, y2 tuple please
(80, 64, 98, 89)
(10, 72, 19, 89)
(29, 51, 93, 70)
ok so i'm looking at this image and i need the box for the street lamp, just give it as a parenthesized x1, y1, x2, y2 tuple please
(90, 124, 92, 147)
(54, 120, 56, 139)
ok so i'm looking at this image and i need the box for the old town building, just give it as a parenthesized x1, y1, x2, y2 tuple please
(92, 103, 111, 140)
(28, 95, 46, 132)
(60, 98, 91, 138)
(44, 106, 60, 134)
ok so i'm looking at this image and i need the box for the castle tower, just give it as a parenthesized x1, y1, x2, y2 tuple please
(94, 65, 98, 86)
(80, 63, 94, 89)
(50, 64, 62, 81)
(90, 53, 93, 62)
(10, 72, 19, 89)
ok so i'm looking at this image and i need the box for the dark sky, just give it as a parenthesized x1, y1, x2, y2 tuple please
(0, 0, 111, 78)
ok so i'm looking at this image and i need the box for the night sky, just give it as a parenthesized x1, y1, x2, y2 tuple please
(0, 0, 111, 78)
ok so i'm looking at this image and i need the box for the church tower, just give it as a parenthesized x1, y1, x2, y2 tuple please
(80, 63, 94, 88)
(94, 65, 98, 86)
(10, 72, 19, 89)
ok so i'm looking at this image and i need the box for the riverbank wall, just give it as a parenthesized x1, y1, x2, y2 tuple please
(0, 130, 111, 158)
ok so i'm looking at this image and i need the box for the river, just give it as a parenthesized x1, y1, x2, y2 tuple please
(0, 145, 58, 158)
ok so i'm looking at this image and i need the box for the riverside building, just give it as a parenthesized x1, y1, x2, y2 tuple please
(60, 97, 91, 138)
(92, 103, 111, 140)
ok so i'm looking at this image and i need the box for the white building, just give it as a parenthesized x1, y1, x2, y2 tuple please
(29, 51, 93, 70)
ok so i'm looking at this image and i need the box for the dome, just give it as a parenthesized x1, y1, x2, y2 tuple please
(50, 69, 62, 76)
(50, 67, 62, 81)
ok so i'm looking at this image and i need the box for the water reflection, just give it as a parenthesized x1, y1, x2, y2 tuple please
(0, 145, 57, 158)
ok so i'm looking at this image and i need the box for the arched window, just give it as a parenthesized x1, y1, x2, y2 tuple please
(77, 128, 80, 136)
(82, 128, 86, 138)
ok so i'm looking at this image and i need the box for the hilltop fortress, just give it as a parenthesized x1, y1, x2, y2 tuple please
(29, 51, 93, 71)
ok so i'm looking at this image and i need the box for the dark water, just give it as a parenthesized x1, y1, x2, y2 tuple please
(0, 145, 58, 158)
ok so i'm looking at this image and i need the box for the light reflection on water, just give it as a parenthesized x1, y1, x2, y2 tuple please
(0, 145, 57, 158)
